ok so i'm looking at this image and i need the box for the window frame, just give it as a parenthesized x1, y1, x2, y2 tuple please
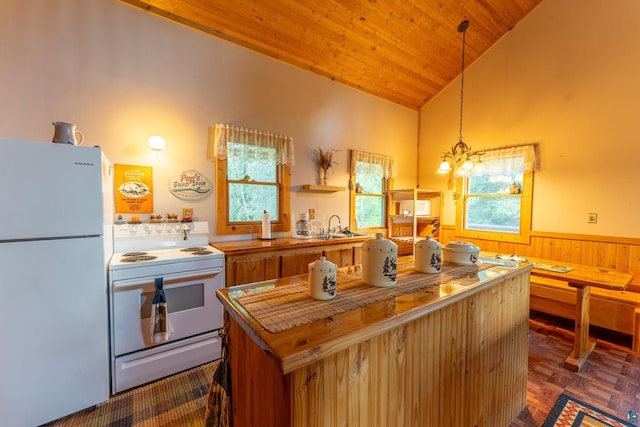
(454, 168, 533, 245)
(215, 154, 291, 236)
(349, 159, 392, 233)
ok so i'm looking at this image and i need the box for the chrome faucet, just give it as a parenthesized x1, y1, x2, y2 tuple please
(328, 214, 341, 235)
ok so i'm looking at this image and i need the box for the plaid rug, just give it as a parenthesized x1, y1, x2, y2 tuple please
(42, 360, 218, 427)
(543, 393, 635, 426)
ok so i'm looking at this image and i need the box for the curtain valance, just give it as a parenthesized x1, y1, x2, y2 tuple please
(207, 124, 295, 166)
(481, 144, 537, 174)
(349, 150, 397, 179)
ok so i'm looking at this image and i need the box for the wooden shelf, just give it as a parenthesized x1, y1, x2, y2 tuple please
(300, 185, 345, 192)
(388, 189, 442, 250)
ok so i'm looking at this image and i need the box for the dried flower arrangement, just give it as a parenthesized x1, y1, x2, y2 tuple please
(313, 147, 339, 186)
(313, 147, 339, 171)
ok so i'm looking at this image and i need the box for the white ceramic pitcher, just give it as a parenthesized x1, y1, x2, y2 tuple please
(52, 122, 84, 145)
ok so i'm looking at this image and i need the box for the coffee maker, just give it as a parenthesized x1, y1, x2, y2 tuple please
(294, 212, 312, 239)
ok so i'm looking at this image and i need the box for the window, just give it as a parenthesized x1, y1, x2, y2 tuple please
(349, 150, 396, 231)
(210, 124, 294, 235)
(455, 145, 536, 244)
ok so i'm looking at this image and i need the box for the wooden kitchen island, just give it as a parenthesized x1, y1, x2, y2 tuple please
(216, 258, 533, 427)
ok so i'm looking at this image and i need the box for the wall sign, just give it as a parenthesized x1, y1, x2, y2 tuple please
(169, 169, 212, 201)
(114, 164, 153, 214)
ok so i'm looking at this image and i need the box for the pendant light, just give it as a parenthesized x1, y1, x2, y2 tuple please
(436, 20, 484, 182)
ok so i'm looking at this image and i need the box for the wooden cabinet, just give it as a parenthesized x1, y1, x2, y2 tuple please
(388, 189, 442, 254)
(281, 245, 352, 277)
(223, 240, 363, 286)
(226, 253, 280, 286)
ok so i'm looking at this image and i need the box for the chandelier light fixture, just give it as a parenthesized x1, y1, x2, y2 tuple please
(436, 20, 485, 182)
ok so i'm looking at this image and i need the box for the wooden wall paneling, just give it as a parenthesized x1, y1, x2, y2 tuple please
(617, 244, 631, 272)
(629, 245, 640, 282)
(440, 225, 640, 288)
(581, 240, 595, 265)
(603, 242, 619, 270)
(560, 239, 577, 263)
(593, 241, 607, 267)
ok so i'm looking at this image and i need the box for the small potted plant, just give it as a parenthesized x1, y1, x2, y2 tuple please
(509, 181, 521, 194)
(313, 147, 339, 186)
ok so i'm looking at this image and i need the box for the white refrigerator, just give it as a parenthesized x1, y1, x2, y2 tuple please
(0, 138, 113, 426)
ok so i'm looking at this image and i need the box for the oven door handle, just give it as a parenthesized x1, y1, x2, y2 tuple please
(112, 267, 223, 290)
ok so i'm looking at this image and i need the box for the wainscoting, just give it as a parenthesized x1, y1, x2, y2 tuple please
(440, 225, 640, 291)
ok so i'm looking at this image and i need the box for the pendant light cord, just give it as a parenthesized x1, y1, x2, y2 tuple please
(458, 20, 469, 143)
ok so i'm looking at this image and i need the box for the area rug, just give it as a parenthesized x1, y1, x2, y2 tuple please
(543, 393, 634, 427)
(42, 360, 218, 427)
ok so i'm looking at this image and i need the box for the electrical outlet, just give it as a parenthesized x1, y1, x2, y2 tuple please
(587, 213, 597, 224)
(308, 208, 315, 220)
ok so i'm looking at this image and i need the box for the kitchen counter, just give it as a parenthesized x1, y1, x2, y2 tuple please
(216, 257, 533, 426)
(210, 234, 371, 255)
(212, 235, 372, 286)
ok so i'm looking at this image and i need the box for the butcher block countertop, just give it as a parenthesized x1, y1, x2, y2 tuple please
(211, 234, 371, 255)
(216, 257, 532, 374)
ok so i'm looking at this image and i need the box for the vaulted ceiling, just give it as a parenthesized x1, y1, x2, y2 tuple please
(120, 0, 543, 110)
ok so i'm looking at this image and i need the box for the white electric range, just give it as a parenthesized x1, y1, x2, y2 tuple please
(108, 221, 225, 394)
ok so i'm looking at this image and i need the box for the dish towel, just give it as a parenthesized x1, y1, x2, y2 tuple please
(150, 277, 174, 344)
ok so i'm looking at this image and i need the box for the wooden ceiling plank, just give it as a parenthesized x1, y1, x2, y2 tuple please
(118, 0, 542, 109)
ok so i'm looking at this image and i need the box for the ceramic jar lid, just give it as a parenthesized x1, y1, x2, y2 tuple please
(442, 241, 480, 253)
(362, 232, 397, 252)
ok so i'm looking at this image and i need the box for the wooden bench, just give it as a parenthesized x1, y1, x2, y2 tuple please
(530, 275, 640, 353)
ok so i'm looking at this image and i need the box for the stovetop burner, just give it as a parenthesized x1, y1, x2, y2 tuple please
(121, 255, 158, 263)
(180, 247, 208, 252)
(191, 250, 214, 256)
(123, 251, 148, 257)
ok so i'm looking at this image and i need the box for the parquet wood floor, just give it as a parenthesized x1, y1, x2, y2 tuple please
(511, 314, 640, 426)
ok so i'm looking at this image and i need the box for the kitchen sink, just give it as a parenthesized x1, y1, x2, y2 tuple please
(313, 233, 372, 240)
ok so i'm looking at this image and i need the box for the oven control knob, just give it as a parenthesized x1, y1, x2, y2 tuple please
(128, 226, 137, 233)
(174, 225, 180, 232)
(144, 225, 151, 233)
(165, 226, 171, 232)
(155, 226, 162, 233)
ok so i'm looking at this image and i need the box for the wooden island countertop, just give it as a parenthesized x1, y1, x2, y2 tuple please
(216, 257, 533, 427)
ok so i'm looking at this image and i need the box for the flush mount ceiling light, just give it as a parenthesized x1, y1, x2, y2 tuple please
(148, 135, 166, 151)
(436, 20, 484, 185)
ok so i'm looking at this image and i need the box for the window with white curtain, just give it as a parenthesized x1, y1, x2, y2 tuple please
(349, 150, 397, 231)
(455, 144, 537, 244)
(209, 124, 294, 235)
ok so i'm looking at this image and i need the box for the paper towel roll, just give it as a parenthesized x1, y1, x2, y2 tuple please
(261, 211, 271, 239)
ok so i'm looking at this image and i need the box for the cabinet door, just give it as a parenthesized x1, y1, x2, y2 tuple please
(281, 252, 320, 277)
(281, 245, 355, 277)
(227, 255, 279, 286)
(325, 247, 353, 268)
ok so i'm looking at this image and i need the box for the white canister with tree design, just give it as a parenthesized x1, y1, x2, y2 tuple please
(308, 251, 337, 300)
(414, 236, 442, 274)
(362, 233, 398, 287)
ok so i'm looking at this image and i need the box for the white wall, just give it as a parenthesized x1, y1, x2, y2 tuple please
(419, 0, 640, 238)
(0, 0, 418, 241)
